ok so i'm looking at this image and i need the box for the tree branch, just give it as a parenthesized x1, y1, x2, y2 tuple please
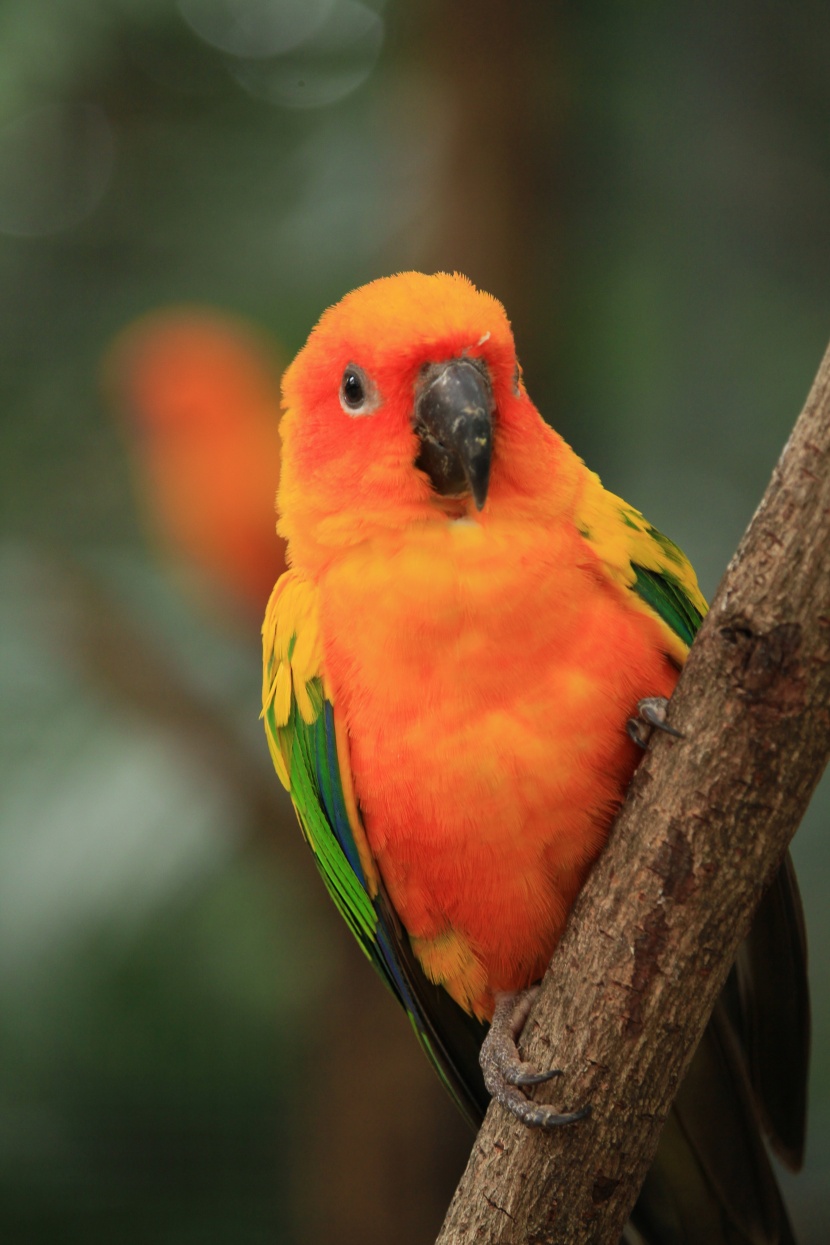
(436, 341, 830, 1244)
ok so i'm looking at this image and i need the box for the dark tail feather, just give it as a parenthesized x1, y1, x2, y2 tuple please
(732, 853, 810, 1169)
(629, 853, 808, 1244)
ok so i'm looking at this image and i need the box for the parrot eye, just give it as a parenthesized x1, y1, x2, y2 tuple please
(339, 365, 378, 416)
(342, 371, 364, 406)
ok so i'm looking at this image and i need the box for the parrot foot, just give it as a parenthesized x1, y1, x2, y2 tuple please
(479, 988, 590, 1130)
(626, 695, 683, 750)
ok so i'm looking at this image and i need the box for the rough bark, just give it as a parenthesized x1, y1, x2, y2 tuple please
(435, 343, 830, 1245)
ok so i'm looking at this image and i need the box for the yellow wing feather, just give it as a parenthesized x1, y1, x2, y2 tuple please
(261, 570, 380, 893)
(577, 469, 707, 663)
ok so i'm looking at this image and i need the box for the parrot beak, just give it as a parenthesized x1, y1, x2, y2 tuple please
(413, 358, 494, 510)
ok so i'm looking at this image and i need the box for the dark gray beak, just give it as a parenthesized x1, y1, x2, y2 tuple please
(413, 358, 494, 510)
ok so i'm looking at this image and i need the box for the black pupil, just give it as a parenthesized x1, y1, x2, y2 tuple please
(343, 371, 364, 407)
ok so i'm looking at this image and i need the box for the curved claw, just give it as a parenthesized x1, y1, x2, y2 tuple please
(512, 1066, 562, 1087)
(496, 1081, 591, 1130)
(627, 695, 683, 750)
(479, 989, 590, 1131)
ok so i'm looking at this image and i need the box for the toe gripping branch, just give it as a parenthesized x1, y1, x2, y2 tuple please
(626, 696, 684, 750)
(479, 989, 591, 1130)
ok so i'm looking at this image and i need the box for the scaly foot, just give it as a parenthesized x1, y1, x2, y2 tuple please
(479, 988, 590, 1130)
(626, 695, 683, 750)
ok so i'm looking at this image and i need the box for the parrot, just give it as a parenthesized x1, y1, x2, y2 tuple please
(261, 272, 809, 1243)
(104, 307, 287, 618)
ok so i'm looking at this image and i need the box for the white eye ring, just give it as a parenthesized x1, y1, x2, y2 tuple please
(339, 364, 380, 417)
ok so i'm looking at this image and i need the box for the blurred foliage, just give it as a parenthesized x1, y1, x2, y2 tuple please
(0, 2, 829, 1243)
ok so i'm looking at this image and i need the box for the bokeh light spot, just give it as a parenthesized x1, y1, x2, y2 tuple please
(0, 103, 115, 238)
(177, 0, 336, 60)
(231, 0, 384, 110)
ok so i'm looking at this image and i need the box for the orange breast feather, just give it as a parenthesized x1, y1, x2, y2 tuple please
(319, 496, 679, 1022)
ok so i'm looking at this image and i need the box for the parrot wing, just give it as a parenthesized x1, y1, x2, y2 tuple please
(262, 571, 488, 1129)
(577, 477, 707, 658)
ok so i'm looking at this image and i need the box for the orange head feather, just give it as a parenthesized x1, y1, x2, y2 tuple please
(278, 272, 566, 574)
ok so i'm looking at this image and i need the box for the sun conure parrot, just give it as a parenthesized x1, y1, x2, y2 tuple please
(262, 272, 809, 1244)
(104, 307, 287, 618)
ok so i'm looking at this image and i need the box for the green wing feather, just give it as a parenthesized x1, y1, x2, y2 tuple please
(577, 477, 707, 660)
(632, 561, 703, 649)
(262, 573, 488, 1129)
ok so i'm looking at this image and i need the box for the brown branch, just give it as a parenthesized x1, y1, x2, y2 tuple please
(436, 342, 830, 1244)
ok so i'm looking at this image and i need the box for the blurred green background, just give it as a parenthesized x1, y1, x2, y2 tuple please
(1, 2, 828, 1242)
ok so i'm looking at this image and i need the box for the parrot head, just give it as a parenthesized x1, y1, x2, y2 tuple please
(278, 272, 557, 569)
